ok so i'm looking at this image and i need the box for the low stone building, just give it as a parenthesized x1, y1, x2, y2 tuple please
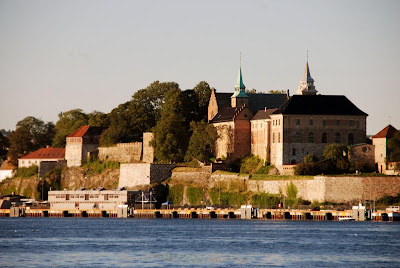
(48, 189, 145, 210)
(348, 143, 375, 167)
(119, 163, 175, 188)
(65, 126, 103, 167)
(18, 147, 65, 168)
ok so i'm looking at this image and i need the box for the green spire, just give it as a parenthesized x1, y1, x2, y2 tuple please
(235, 66, 246, 91)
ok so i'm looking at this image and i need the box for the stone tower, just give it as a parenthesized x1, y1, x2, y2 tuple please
(231, 62, 249, 107)
(296, 60, 318, 95)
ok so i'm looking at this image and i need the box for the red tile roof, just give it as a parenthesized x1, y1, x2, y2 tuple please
(67, 125, 103, 138)
(372, 125, 398, 139)
(20, 148, 65, 160)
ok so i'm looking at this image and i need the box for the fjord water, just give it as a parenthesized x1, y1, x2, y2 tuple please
(0, 218, 399, 267)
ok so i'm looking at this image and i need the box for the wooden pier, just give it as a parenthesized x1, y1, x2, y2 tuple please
(1, 207, 399, 221)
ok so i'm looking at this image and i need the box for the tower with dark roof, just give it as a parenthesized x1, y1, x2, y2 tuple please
(231, 63, 249, 108)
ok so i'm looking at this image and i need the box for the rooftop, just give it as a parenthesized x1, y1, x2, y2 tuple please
(67, 125, 103, 138)
(20, 147, 65, 160)
(372, 125, 398, 139)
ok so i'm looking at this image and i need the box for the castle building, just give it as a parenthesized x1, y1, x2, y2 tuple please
(208, 59, 368, 172)
(208, 64, 288, 160)
(65, 126, 103, 167)
(372, 125, 398, 173)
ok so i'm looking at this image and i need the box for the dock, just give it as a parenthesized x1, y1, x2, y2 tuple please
(1, 207, 399, 221)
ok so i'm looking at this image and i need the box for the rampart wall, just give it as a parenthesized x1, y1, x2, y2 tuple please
(98, 143, 142, 163)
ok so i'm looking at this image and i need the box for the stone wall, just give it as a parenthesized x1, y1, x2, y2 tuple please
(348, 144, 375, 165)
(65, 143, 82, 167)
(373, 137, 387, 173)
(142, 132, 154, 163)
(98, 143, 142, 163)
(119, 163, 175, 188)
(247, 176, 400, 203)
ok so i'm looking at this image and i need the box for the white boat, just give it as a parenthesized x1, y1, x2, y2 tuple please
(338, 216, 355, 221)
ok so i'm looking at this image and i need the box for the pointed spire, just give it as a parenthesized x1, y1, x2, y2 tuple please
(296, 53, 317, 95)
(235, 53, 246, 91)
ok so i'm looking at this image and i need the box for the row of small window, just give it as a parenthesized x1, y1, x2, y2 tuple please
(296, 119, 357, 127)
(272, 132, 355, 144)
(21, 160, 38, 165)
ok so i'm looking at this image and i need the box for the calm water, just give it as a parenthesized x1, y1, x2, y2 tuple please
(0, 218, 399, 267)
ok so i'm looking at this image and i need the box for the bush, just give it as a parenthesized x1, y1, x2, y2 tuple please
(186, 187, 203, 205)
(353, 161, 376, 173)
(16, 165, 38, 177)
(294, 163, 320, 175)
(209, 187, 247, 206)
(82, 158, 120, 175)
(303, 154, 318, 163)
(239, 155, 263, 174)
(167, 184, 184, 205)
(251, 193, 280, 207)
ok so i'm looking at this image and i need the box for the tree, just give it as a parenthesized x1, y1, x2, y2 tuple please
(100, 81, 180, 145)
(0, 132, 9, 161)
(52, 109, 89, 147)
(323, 144, 350, 173)
(8, 117, 55, 165)
(268, 89, 286, 94)
(387, 132, 400, 162)
(246, 88, 257, 93)
(185, 121, 217, 162)
(88, 111, 110, 129)
(152, 89, 190, 162)
(193, 81, 212, 121)
(303, 154, 318, 163)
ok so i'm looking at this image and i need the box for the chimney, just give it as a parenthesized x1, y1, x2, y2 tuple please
(265, 107, 267, 112)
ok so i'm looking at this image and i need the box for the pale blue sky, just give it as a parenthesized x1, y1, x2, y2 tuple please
(1, 0, 399, 135)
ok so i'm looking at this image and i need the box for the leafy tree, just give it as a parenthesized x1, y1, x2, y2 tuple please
(246, 88, 257, 93)
(52, 109, 89, 147)
(88, 111, 110, 129)
(387, 132, 400, 162)
(0, 132, 10, 161)
(152, 89, 190, 162)
(193, 81, 212, 121)
(268, 89, 286, 94)
(323, 144, 350, 173)
(303, 154, 318, 163)
(185, 121, 217, 162)
(100, 81, 179, 145)
(8, 117, 55, 165)
(286, 181, 298, 199)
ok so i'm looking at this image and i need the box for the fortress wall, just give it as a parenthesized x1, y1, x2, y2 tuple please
(99, 143, 142, 163)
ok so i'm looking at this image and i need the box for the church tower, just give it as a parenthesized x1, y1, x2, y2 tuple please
(231, 61, 249, 107)
(296, 59, 317, 95)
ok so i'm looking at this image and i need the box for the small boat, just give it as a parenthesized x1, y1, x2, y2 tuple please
(338, 216, 355, 221)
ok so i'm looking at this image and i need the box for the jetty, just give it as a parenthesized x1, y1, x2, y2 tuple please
(2, 207, 399, 222)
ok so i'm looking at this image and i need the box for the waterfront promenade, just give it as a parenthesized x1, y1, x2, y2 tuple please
(1, 207, 398, 221)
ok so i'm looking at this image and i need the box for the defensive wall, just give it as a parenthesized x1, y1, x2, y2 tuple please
(98, 143, 142, 163)
(119, 163, 175, 188)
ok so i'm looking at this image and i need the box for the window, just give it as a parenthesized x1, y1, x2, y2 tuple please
(308, 132, 315, 143)
(323, 120, 327, 126)
(348, 133, 354, 145)
(322, 133, 327, 143)
(278, 119, 280, 125)
(335, 133, 341, 143)
(291, 159, 297, 164)
(278, 132, 280, 143)
(336, 120, 340, 126)
(349, 120, 354, 127)
(22, 161, 25, 164)
(272, 133, 275, 143)
(296, 119, 300, 126)
(310, 119, 313, 126)
(295, 132, 302, 143)
(292, 148, 296, 156)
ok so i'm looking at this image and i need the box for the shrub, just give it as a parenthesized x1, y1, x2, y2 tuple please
(303, 154, 318, 163)
(167, 184, 184, 205)
(239, 155, 263, 174)
(16, 165, 38, 178)
(251, 193, 280, 207)
(294, 163, 320, 175)
(353, 161, 376, 173)
(186, 187, 203, 205)
(82, 159, 120, 175)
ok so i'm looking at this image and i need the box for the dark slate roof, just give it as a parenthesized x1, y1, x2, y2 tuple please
(209, 107, 238, 123)
(372, 125, 398, 139)
(251, 109, 278, 121)
(215, 92, 288, 113)
(215, 93, 232, 109)
(272, 95, 368, 116)
(247, 93, 288, 112)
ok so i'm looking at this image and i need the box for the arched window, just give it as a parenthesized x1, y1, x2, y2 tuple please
(322, 133, 327, 143)
(292, 148, 296, 156)
(335, 133, 341, 143)
(291, 159, 297, 164)
(308, 132, 314, 143)
(295, 132, 302, 143)
(348, 133, 354, 145)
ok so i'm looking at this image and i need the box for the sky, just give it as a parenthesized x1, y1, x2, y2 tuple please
(0, 0, 399, 135)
